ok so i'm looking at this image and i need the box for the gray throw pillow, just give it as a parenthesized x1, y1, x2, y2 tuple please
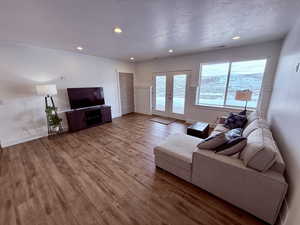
(197, 132, 226, 150)
(215, 137, 247, 156)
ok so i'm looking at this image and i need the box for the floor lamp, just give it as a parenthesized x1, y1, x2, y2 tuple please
(235, 90, 253, 113)
(36, 84, 63, 135)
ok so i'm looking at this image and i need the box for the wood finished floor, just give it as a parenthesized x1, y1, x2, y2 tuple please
(0, 113, 266, 225)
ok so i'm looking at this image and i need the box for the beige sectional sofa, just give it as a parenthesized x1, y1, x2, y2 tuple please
(154, 112, 287, 224)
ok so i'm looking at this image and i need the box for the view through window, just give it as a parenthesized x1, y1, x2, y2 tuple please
(197, 59, 267, 108)
(155, 75, 166, 111)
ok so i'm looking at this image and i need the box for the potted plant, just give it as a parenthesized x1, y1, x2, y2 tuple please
(45, 106, 63, 133)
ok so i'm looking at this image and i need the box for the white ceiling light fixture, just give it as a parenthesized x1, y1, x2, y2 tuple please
(232, 36, 241, 40)
(130, 57, 134, 60)
(114, 27, 122, 34)
(76, 46, 83, 51)
(168, 49, 174, 53)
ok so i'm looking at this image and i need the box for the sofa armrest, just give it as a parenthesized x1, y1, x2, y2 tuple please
(192, 150, 287, 224)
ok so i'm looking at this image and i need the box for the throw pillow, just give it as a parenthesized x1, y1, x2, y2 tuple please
(214, 137, 247, 156)
(224, 113, 248, 129)
(197, 132, 226, 150)
(226, 128, 242, 139)
(238, 110, 247, 116)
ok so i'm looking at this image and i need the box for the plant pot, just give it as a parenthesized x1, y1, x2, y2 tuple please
(52, 126, 60, 132)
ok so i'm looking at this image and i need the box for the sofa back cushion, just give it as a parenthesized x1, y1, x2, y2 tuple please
(243, 119, 269, 137)
(262, 128, 286, 174)
(240, 128, 278, 172)
(247, 111, 259, 124)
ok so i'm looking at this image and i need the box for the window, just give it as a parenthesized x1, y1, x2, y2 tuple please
(196, 59, 267, 108)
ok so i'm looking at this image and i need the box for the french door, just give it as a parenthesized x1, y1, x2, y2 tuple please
(152, 71, 190, 120)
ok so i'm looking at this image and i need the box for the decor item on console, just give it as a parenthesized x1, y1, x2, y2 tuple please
(235, 89, 252, 112)
(36, 84, 63, 136)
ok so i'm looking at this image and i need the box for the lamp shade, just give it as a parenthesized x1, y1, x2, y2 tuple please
(235, 90, 252, 101)
(36, 84, 57, 96)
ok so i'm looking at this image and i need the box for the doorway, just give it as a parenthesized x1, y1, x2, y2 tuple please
(152, 71, 190, 120)
(119, 73, 134, 115)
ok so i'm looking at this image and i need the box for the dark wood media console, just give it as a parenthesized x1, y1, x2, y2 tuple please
(66, 105, 112, 132)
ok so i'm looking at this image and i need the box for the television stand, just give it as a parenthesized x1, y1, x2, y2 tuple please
(66, 105, 112, 132)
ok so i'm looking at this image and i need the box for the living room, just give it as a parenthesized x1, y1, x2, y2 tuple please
(0, 1, 300, 225)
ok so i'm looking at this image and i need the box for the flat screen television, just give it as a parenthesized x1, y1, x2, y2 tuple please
(67, 87, 105, 109)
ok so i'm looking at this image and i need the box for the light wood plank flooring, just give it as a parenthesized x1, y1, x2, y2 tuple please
(0, 113, 266, 225)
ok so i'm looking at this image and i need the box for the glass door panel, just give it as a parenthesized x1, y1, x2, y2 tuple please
(155, 75, 167, 111)
(172, 74, 187, 114)
(152, 71, 190, 119)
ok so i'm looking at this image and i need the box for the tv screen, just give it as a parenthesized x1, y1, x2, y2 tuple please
(67, 87, 105, 109)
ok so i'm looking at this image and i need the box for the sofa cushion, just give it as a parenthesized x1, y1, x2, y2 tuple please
(224, 113, 248, 129)
(155, 150, 192, 181)
(243, 119, 269, 137)
(154, 133, 199, 163)
(247, 111, 259, 124)
(197, 132, 226, 150)
(240, 128, 277, 172)
(262, 128, 286, 174)
(269, 155, 286, 174)
(154, 133, 200, 182)
(215, 137, 247, 156)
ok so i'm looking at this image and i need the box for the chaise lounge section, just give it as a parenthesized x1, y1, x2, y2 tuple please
(154, 112, 288, 224)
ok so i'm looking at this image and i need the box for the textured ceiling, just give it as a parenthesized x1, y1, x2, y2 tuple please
(1, 0, 299, 62)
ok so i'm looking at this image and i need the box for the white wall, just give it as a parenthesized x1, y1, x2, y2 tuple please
(267, 20, 300, 225)
(135, 41, 282, 123)
(0, 43, 135, 147)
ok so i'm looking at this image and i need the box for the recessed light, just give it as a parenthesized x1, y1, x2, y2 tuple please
(114, 27, 122, 34)
(130, 57, 134, 60)
(232, 36, 241, 40)
(168, 49, 174, 53)
(76, 46, 83, 51)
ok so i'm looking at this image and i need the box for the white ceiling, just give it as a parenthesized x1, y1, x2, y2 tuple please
(1, 0, 300, 62)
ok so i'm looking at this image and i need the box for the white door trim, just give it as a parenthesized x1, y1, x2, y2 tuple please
(118, 72, 135, 115)
(152, 70, 191, 120)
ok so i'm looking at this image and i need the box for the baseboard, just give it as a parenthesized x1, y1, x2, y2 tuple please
(185, 119, 216, 128)
(2, 134, 47, 148)
(1, 127, 69, 148)
(185, 119, 198, 124)
(134, 111, 152, 115)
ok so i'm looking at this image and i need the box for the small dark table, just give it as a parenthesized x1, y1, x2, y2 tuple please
(187, 122, 209, 139)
